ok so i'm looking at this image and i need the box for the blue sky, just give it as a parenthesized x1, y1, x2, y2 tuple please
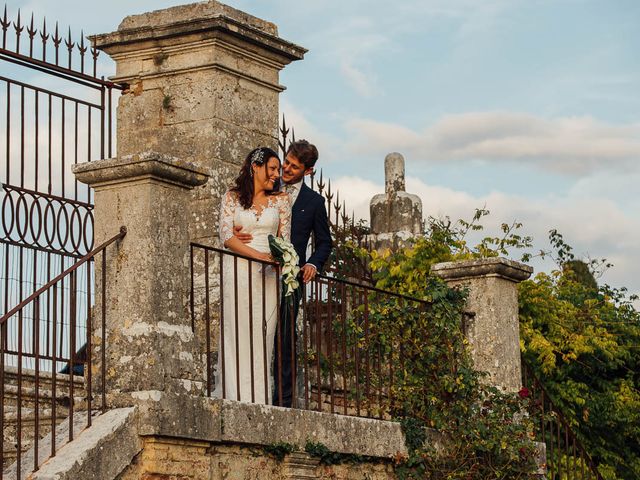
(4, 0, 640, 301)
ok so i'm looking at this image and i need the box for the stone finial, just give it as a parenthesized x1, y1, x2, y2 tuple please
(385, 152, 406, 193)
(369, 152, 423, 249)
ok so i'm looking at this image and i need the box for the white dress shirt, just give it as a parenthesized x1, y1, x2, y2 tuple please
(284, 180, 316, 274)
(284, 180, 302, 205)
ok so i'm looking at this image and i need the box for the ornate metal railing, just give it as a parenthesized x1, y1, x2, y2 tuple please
(0, 227, 125, 479)
(190, 243, 430, 418)
(1, 4, 123, 331)
(522, 358, 604, 480)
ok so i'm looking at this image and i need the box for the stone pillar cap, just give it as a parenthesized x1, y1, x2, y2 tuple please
(91, 1, 306, 62)
(118, 1, 277, 34)
(431, 257, 533, 283)
(72, 152, 209, 189)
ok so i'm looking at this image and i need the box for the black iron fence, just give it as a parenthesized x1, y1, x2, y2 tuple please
(0, 226, 125, 479)
(522, 358, 604, 480)
(190, 243, 431, 418)
(1, 4, 122, 374)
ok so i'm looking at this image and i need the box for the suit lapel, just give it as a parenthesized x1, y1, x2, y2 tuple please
(292, 183, 310, 213)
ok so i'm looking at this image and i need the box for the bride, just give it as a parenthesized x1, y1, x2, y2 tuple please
(217, 147, 291, 404)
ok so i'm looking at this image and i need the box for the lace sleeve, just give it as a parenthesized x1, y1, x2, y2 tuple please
(219, 191, 237, 244)
(276, 194, 292, 242)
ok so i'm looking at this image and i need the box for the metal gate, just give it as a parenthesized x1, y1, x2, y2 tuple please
(0, 5, 122, 368)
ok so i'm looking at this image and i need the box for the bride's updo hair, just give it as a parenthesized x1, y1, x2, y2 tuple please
(231, 146, 280, 209)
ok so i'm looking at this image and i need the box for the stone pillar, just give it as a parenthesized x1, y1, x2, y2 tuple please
(431, 258, 533, 392)
(91, 1, 306, 244)
(369, 152, 423, 250)
(73, 153, 209, 405)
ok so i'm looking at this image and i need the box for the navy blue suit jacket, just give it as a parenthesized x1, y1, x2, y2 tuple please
(290, 183, 332, 272)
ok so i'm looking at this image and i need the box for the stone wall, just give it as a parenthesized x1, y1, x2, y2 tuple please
(117, 438, 396, 480)
(25, 396, 405, 480)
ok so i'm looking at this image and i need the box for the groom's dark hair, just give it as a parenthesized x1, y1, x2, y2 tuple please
(287, 139, 318, 170)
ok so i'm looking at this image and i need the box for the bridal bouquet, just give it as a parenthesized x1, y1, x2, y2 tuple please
(268, 234, 300, 298)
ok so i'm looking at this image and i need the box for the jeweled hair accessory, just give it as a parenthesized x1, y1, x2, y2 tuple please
(250, 148, 265, 165)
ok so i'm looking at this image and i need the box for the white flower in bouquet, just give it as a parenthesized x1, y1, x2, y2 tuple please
(268, 235, 300, 298)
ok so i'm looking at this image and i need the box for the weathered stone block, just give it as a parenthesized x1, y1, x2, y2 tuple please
(431, 257, 533, 392)
(73, 153, 209, 401)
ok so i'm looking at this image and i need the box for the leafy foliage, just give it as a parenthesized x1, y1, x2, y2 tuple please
(330, 208, 639, 478)
(329, 209, 545, 479)
(395, 390, 540, 480)
(519, 231, 640, 480)
(304, 441, 366, 465)
(263, 442, 296, 461)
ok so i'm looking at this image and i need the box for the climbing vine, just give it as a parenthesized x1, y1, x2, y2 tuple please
(329, 209, 639, 479)
(325, 209, 545, 479)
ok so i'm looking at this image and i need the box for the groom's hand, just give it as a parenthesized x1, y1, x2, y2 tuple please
(233, 225, 252, 244)
(301, 264, 317, 283)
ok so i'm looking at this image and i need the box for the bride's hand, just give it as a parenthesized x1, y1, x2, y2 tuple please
(255, 252, 276, 264)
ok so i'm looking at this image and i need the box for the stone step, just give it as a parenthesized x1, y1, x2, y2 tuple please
(4, 408, 61, 424)
(2, 365, 87, 469)
(4, 420, 55, 454)
(2, 407, 76, 472)
(2, 408, 71, 438)
(3, 421, 58, 448)
(3, 365, 84, 393)
(2, 446, 29, 471)
(2, 384, 87, 410)
(3, 411, 94, 479)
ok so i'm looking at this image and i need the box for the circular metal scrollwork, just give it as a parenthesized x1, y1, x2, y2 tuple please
(1, 184, 94, 257)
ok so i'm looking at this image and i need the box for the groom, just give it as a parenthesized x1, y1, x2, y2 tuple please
(234, 139, 332, 407)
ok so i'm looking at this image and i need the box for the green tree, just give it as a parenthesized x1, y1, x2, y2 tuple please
(360, 211, 544, 479)
(334, 211, 639, 478)
(519, 231, 640, 480)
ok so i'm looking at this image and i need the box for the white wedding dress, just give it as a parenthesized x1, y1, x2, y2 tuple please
(217, 191, 291, 404)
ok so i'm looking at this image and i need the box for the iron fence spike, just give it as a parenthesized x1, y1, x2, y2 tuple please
(27, 12, 35, 37)
(65, 25, 73, 49)
(14, 8, 21, 31)
(1, 6, 6, 50)
(79, 30, 86, 54)
(40, 17, 48, 41)
(317, 169, 325, 192)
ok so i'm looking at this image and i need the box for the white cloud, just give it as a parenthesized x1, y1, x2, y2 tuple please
(345, 112, 640, 175)
(330, 173, 640, 303)
(313, 26, 384, 98)
(339, 60, 378, 98)
(279, 100, 342, 165)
